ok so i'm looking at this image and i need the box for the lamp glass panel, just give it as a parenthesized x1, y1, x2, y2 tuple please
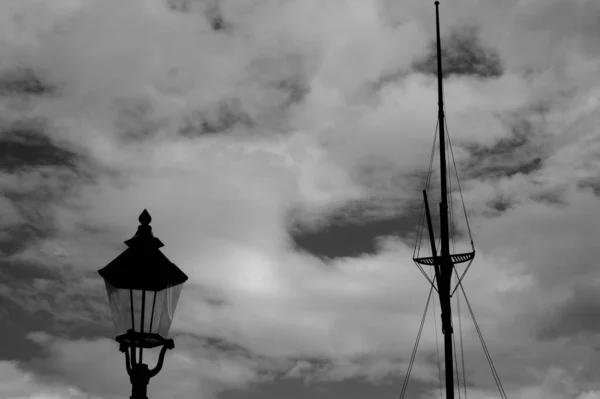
(139, 289, 163, 335)
(156, 283, 183, 338)
(104, 281, 132, 336)
(104, 281, 183, 338)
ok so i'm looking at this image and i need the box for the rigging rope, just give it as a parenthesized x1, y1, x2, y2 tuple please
(457, 281, 508, 399)
(414, 199, 434, 286)
(427, 119, 439, 189)
(415, 197, 425, 259)
(414, 262, 435, 288)
(413, 191, 433, 287)
(450, 258, 475, 298)
(408, 85, 487, 399)
(443, 107, 477, 298)
(441, 91, 473, 253)
(431, 269, 443, 399)
(444, 105, 465, 399)
(448, 135, 456, 254)
(413, 118, 441, 289)
(445, 117, 475, 251)
(457, 286, 468, 399)
(399, 285, 435, 399)
(440, 79, 455, 255)
(453, 325, 461, 399)
(415, 118, 439, 260)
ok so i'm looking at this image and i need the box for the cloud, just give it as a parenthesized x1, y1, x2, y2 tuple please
(0, 68, 54, 97)
(413, 24, 503, 79)
(537, 281, 600, 341)
(0, 271, 109, 332)
(22, 332, 268, 399)
(0, 360, 96, 399)
(439, 367, 600, 399)
(1, 0, 600, 398)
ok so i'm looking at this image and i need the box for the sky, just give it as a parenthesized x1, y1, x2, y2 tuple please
(0, 0, 600, 398)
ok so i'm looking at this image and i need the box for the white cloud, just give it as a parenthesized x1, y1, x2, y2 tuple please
(0, 361, 96, 399)
(22, 332, 264, 399)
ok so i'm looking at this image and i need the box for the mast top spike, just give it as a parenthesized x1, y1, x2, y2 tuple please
(435, 1, 439, 5)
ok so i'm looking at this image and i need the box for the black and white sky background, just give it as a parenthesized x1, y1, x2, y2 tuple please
(1, 0, 600, 398)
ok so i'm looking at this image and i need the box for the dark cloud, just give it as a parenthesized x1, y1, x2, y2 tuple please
(179, 99, 254, 136)
(166, 0, 227, 31)
(288, 165, 425, 258)
(464, 116, 544, 180)
(274, 76, 311, 109)
(167, 0, 194, 13)
(578, 178, 600, 197)
(290, 213, 417, 259)
(537, 282, 600, 341)
(0, 224, 46, 258)
(0, 265, 110, 335)
(368, 69, 411, 91)
(289, 158, 475, 259)
(413, 25, 503, 79)
(485, 195, 513, 214)
(0, 119, 78, 172)
(0, 68, 54, 97)
(530, 188, 568, 206)
(0, 264, 60, 361)
(223, 376, 432, 399)
(113, 97, 165, 142)
(272, 354, 441, 389)
(205, 1, 226, 32)
(518, 0, 600, 57)
(2, 165, 83, 241)
(175, 334, 258, 359)
(246, 52, 313, 112)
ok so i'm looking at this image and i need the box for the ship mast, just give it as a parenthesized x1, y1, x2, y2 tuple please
(404, 8, 504, 399)
(407, 3, 476, 399)
(434, 2, 455, 399)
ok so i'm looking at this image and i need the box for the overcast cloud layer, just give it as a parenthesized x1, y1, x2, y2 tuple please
(1, 0, 600, 398)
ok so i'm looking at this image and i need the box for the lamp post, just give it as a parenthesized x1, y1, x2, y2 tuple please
(98, 210, 188, 399)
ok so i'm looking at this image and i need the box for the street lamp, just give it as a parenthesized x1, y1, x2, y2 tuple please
(98, 210, 188, 399)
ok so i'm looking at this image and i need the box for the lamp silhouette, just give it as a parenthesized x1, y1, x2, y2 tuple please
(98, 210, 188, 399)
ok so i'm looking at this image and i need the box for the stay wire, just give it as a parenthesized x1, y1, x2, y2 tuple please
(447, 135, 456, 253)
(455, 276, 468, 399)
(445, 117, 475, 251)
(399, 285, 435, 399)
(441, 91, 463, 255)
(425, 119, 439, 258)
(413, 260, 435, 289)
(440, 85, 454, 254)
(414, 202, 435, 287)
(453, 324, 461, 399)
(427, 119, 440, 188)
(458, 282, 508, 399)
(415, 201, 426, 259)
(445, 116, 461, 399)
(450, 258, 475, 298)
(431, 269, 443, 399)
(415, 118, 439, 260)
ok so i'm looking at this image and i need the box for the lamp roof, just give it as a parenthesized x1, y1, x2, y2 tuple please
(98, 210, 188, 291)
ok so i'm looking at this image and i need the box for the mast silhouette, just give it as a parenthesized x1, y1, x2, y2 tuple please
(434, 1, 455, 398)
(406, 8, 499, 398)
(408, 3, 476, 399)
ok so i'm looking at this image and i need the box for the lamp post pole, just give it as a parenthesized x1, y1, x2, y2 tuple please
(119, 334, 174, 399)
(98, 210, 188, 399)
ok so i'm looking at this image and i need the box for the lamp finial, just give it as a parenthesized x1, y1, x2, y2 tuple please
(139, 210, 152, 226)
